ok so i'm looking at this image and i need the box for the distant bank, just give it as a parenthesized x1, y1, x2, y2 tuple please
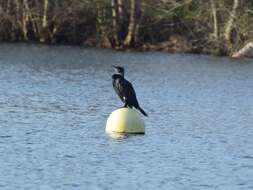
(0, 0, 252, 57)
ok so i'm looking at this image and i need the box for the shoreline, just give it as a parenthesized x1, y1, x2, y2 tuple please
(0, 40, 251, 59)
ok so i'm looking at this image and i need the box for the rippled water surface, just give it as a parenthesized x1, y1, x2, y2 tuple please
(0, 44, 253, 190)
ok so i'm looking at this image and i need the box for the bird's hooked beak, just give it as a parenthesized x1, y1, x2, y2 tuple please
(112, 65, 120, 72)
(112, 65, 118, 69)
(112, 65, 124, 76)
(112, 65, 117, 73)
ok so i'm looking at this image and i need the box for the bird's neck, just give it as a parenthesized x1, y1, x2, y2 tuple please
(113, 73, 124, 79)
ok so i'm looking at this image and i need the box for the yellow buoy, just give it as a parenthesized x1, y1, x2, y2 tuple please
(106, 108, 145, 134)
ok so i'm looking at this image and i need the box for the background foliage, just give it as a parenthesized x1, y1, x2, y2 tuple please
(0, 0, 252, 55)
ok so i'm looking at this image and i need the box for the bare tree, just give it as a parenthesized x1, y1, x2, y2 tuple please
(224, 0, 239, 43)
(124, 0, 138, 47)
(210, 0, 218, 40)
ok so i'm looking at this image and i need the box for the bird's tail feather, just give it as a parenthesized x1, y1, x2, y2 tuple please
(138, 106, 148, 117)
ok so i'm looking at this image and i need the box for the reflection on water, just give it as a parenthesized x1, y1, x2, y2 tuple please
(106, 132, 129, 140)
(106, 132, 145, 140)
(0, 43, 253, 190)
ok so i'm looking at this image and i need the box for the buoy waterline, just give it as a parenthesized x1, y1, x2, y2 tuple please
(105, 108, 145, 134)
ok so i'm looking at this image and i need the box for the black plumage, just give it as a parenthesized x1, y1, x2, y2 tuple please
(112, 66, 148, 117)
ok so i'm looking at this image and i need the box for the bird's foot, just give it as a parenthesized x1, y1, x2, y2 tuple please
(119, 104, 128, 109)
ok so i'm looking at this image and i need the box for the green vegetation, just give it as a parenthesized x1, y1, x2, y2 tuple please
(0, 0, 252, 55)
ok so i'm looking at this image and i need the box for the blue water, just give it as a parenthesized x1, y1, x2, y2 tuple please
(0, 44, 253, 189)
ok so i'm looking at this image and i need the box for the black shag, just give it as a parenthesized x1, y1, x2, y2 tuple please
(112, 66, 148, 117)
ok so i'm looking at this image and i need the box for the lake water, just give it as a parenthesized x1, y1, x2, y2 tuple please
(0, 44, 253, 190)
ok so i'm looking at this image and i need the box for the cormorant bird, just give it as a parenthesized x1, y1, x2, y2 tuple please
(112, 66, 148, 117)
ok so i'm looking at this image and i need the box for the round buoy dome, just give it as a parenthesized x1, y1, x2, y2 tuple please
(106, 108, 145, 134)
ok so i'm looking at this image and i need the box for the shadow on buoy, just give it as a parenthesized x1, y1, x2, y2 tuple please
(106, 108, 145, 135)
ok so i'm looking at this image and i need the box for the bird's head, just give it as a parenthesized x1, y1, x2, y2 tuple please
(113, 65, 124, 77)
